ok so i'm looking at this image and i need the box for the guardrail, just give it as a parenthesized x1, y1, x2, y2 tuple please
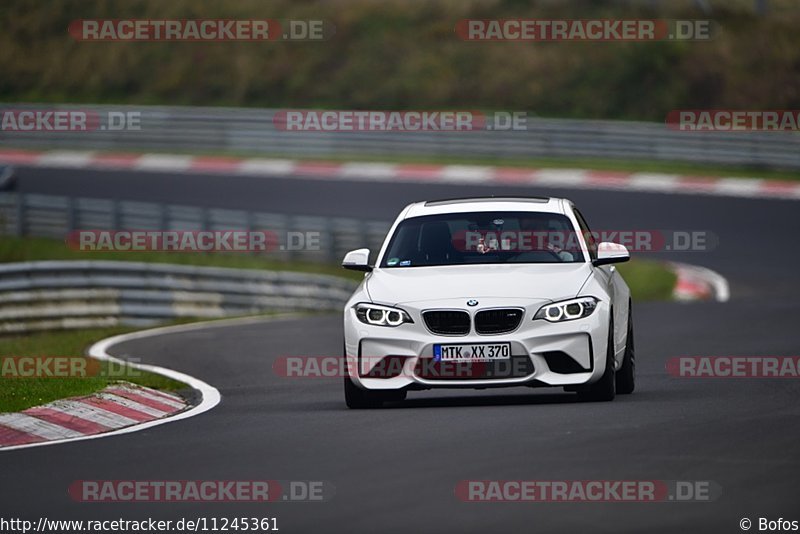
(0, 192, 391, 265)
(0, 261, 358, 334)
(2, 104, 798, 169)
(0, 191, 379, 333)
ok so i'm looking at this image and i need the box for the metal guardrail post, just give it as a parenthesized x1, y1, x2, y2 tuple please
(159, 202, 169, 232)
(327, 218, 339, 264)
(201, 207, 210, 232)
(112, 199, 122, 231)
(285, 214, 296, 262)
(15, 193, 25, 237)
(66, 197, 76, 232)
(246, 211, 256, 256)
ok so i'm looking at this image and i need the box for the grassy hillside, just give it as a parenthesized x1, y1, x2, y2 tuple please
(1, 0, 798, 120)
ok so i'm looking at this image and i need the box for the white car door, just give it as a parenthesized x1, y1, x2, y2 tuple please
(573, 208, 628, 361)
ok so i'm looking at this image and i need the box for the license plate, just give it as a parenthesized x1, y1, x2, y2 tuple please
(434, 343, 511, 362)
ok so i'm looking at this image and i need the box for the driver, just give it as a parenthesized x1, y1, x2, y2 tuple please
(519, 217, 574, 262)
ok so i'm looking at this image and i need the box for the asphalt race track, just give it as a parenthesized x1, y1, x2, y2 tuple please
(3, 166, 800, 533)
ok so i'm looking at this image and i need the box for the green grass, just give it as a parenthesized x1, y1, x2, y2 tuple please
(617, 260, 678, 302)
(3, 0, 800, 127)
(0, 327, 186, 413)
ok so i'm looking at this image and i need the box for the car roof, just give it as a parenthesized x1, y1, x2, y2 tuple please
(402, 196, 569, 219)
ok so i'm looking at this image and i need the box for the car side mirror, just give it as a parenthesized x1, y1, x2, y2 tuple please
(342, 248, 373, 272)
(592, 242, 630, 267)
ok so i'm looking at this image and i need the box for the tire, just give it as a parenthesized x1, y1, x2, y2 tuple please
(577, 319, 616, 402)
(344, 375, 385, 409)
(342, 342, 408, 408)
(616, 303, 635, 395)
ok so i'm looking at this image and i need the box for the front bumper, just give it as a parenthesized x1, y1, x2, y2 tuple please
(344, 299, 610, 391)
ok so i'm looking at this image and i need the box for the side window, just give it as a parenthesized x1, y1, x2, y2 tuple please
(573, 208, 597, 261)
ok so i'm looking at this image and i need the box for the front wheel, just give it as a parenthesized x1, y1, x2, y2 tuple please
(344, 376, 382, 409)
(577, 320, 616, 402)
(343, 376, 407, 409)
(615, 304, 635, 395)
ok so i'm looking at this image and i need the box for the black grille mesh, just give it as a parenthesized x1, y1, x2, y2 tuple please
(423, 310, 470, 335)
(474, 309, 524, 334)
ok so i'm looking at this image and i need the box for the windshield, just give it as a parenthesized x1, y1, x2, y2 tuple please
(380, 211, 585, 268)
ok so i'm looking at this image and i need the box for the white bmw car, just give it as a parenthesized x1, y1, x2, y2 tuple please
(341, 197, 634, 408)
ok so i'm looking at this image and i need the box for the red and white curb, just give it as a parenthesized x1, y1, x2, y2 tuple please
(0, 383, 187, 448)
(2, 148, 799, 201)
(0, 317, 289, 451)
(669, 262, 730, 302)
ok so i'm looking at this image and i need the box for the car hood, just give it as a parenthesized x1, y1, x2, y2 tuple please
(366, 263, 593, 305)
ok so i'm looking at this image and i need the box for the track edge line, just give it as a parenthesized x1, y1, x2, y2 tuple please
(0, 314, 298, 452)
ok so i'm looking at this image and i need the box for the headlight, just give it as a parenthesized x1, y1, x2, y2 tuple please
(534, 297, 598, 323)
(354, 303, 414, 327)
